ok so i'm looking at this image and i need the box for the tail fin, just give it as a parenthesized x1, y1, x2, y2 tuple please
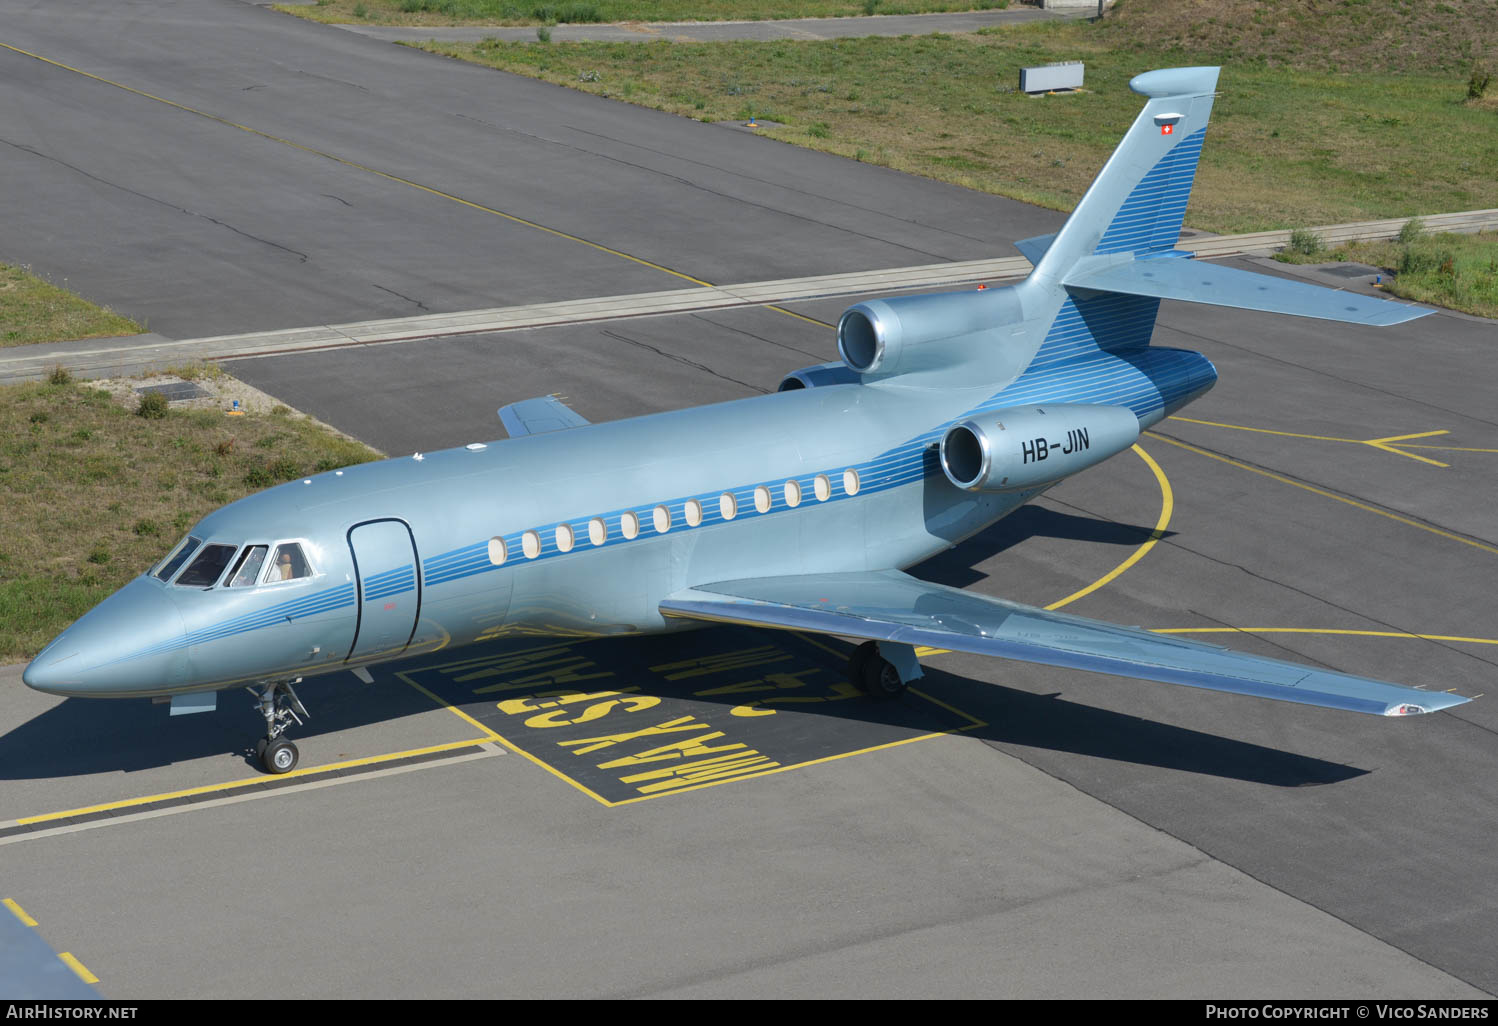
(1028, 67, 1220, 280)
(1025, 65, 1430, 327)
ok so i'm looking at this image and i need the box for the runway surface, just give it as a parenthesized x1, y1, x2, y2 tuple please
(2, 0, 1495, 1000)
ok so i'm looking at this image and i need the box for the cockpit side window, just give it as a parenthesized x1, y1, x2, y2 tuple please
(153, 536, 202, 581)
(264, 543, 313, 583)
(175, 544, 240, 588)
(227, 545, 269, 588)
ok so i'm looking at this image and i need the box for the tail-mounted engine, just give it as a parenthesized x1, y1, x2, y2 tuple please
(838, 287, 1023, 381)
(777, 361, 863, 392)
(939, 403, 1140, 492)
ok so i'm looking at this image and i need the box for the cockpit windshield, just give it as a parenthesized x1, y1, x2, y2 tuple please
(153, 536, 202, 581)
(176, 544, 239, 588)
(227, 545, 268, 587)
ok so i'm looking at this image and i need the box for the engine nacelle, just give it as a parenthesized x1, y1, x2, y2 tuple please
(777, 361, 863, 392)
(939, 403, 1140, 492)
(837, 286, 1022, 379)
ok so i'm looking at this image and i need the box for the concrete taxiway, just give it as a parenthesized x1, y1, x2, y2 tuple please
(1, 0, 1495, 1000)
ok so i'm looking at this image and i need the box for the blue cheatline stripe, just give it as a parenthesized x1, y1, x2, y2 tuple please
(420, 344, 1212, 590)
(364, 566, 416, 602)
(107, 582, 360, 665)
(1095, 128, 1206, 256)
(109, 287, 1212, 660)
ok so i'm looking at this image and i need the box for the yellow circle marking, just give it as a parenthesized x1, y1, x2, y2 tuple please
(1045, 442, 1172, 611)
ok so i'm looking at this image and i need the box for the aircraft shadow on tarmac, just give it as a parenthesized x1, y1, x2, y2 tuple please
(913, 505, 1176, 590)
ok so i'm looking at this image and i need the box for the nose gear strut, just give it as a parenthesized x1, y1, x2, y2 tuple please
(251, 679, 308, 774)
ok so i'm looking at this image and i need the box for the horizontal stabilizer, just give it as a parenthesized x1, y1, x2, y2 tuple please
(498, 395, 590, 438)
(1014, 232, 1057, 266)
(662, 570, 1468, 717)
(1064, 258, 1432, 326)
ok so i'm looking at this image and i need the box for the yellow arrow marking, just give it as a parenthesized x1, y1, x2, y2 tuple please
(1171, 417, 1453, 467)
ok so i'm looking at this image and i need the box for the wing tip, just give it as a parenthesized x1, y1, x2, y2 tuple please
(1384, 694, 1471, 716)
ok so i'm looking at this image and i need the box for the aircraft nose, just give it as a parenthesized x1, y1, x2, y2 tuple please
(23, 577, 187, 696)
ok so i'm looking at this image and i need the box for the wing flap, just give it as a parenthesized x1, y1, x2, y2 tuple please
(1064, 257, 1432, 326)
(661, 570, 1467, 717)
(498, 395, 590, 438)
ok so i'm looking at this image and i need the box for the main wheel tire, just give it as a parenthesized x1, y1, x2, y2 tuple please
(848, 640, 879, 688)
(262, 739, 299, 774)
(861, 655, 907, 699)
(255, 737, 268, 761)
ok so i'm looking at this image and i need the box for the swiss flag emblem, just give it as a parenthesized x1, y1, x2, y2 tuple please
(1161, 123, 1174, 135)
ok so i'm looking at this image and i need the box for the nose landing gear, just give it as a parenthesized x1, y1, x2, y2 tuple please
(251, 679, 309, 774)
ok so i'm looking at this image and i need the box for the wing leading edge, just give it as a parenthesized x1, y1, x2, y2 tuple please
(660, 570, 1468, 717)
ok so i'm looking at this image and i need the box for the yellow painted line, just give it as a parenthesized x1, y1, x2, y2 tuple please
(600, 730, 959, 807)
(397, 673, 504, 741)
(1154, 627, 1498, 646)
(906, 687, 987, 730)
(14, 737, 494, 826)
(1399, 443, 1498, 454)
(57, 952, 99, 985)
(1170, 417, 1452, 467)
(1145, 432, 1498, 557)
(0, 42, 711, 290)
(1171, 416, 1359, 444)
(4, 898, 38, 927)
(1045, 443, 1173, 611)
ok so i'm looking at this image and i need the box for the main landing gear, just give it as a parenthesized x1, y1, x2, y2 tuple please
(252, 679, 309, 774)
(847, 640, 924, 698)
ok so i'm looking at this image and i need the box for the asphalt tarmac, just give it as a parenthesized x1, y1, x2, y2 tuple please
(2, 0, 1495, 1001)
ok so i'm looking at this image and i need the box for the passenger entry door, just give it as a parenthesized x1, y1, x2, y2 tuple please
(347, 519, 421, 663)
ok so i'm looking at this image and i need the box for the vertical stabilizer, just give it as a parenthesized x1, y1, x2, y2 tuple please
(1030, 67, 1219, 284)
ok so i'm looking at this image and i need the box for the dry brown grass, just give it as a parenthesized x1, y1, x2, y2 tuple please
(0, 380, 379, 661)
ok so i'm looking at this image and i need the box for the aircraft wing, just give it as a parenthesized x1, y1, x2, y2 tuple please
(660, 570, 1469, 716)
(1064, 257, 1432, 326)
(498, 395, 590, 438)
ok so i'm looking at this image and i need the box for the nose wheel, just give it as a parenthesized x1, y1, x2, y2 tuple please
(252, 679, 308, 774)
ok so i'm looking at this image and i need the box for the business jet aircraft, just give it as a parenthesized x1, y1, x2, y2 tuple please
(24, 66, 1466, 775)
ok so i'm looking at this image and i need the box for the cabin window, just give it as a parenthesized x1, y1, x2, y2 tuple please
(684, 499, 703, 527)
(153, 535, 201, 581)
(784, 480, 802, 508)
(522, 530, 541, 559)
(588, 518, 606, 546)
(488, 537, 507, 566)
(621, 512, 640, 540)
(228, 545, 269, 587)
(843, 469, 861, 496)
(719, 493, 737, 520)
(176, 544, 239, 588)
(814, 474, 831, 501)
(265, 543, 313, 583)
(753, 485, 771, 513)
(556, 524, 575, 553)
(653, 505, 671, 534)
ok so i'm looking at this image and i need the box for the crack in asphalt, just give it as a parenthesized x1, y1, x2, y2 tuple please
(0, 134, 310, 264)
(686, 310, 826, 361)
(443, 109, 969, 263)
(600, 327, 768, 395)
(371, 282, 430, 311)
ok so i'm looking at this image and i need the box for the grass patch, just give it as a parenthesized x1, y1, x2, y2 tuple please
(1275, 230, 1498, 319)
(415, 21, 1498, 233)
(0, 264, 141, 347)
(279, 0, 1007, 26)
(0, 381, 380, 661)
